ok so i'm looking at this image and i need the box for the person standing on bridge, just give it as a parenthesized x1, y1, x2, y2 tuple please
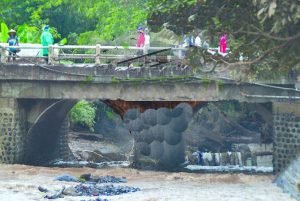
(7, 29, 19, 62)
(41, 25, 54, 63)
(136, 26, 145, 56)
(144, 28, 150, 54)
(195, 33, 202, 48)
(219, 33, 227, 54)
(136, 26, 145, 48)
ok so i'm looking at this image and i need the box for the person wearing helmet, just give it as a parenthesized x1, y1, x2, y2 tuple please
(41, 25, 54, 63)
(7, 29, 19, 62)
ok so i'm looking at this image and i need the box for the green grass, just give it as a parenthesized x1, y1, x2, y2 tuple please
(217, 80, 224, 91)
(202, 78, 211, 87)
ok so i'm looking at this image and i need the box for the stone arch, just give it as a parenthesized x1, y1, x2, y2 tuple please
(25, 100, 77, 165)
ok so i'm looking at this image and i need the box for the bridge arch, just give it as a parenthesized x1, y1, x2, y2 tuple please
(25, 100, 76, 165)
(23, 99, 203, 166)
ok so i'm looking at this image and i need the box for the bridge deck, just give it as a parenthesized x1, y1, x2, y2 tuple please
(0, 63, 299, 102)
(0, 45, 299, 102)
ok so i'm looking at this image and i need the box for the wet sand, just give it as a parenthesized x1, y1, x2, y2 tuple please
(0, 164, 295, 201)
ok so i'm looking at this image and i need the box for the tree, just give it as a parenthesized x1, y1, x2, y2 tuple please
(147, 0, 300, 80)
(69, 100, 96, 132)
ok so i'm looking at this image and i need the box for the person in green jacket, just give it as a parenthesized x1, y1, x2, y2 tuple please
(41, 25, 54, 63)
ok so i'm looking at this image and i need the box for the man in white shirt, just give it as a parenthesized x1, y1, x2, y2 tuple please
(195, 33, 202, 47)
(144, 28, 150, 54)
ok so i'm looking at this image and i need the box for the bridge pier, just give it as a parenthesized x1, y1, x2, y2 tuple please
(0, 98, 26, 164)
(273, 102, 300, 173)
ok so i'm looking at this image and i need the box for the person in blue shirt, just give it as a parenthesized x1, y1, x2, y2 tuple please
(193, 148, 204, 165)
(196, 150, 203, 165)
(7, 29, 19, 62)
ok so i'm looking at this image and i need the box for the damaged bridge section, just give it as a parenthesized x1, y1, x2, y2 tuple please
(0, 63, 299, 173)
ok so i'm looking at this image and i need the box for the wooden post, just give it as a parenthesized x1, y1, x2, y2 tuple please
(0, 45, 7, 64)
(95, 44, 101, 64)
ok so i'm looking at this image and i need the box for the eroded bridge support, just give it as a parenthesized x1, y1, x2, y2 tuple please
(273, 102, 300, 173)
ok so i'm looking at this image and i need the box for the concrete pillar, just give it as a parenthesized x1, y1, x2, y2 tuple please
(273, 102, 300, 173)
(0, 98, 26, 164)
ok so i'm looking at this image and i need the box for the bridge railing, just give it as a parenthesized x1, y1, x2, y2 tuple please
(0, 44, 187, 65)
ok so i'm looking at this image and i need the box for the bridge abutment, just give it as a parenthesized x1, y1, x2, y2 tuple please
(0, 98, 75, 165)
(0, 98, 26, 164)
(273, 102, 300, 173)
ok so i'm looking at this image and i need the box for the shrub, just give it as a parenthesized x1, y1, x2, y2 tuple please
(70, 100, 96, 132)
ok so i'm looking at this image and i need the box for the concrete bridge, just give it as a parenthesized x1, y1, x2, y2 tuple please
(0, 45, 299, 173)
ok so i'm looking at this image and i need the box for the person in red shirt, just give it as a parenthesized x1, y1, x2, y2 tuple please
(219, 33, 227, 53)
(136, 26, 145, 48)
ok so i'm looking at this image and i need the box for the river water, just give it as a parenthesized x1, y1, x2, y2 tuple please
(0, 164, 295, 201)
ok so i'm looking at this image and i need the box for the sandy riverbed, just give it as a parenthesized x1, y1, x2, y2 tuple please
(0, 164, 295, 201)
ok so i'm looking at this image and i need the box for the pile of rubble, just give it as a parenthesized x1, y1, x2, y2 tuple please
(38, 173, 140, 200)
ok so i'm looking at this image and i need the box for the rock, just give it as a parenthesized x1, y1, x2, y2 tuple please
(141, 109, 157, 126)
(129, 118, 144, 132)
(170, 107, 183, 118)
(80, 173, 92, 181)
(137, 142, 151, 156)
(162, 140, 185, 167)
(124, 108, 140, 121)
(54, 174, 80, 182)
(91, 175, 127, 183)
(176, 103, 193, 118)
(38, 186, 49, 193)
(169, 115, 188, 133)
(45, 186, 65, 199)
(63, 186, 78, 196)
(157, 108, 172, 125)
(164, 128, 182, 145)
(140, 129, 154, 144)
(150, 125, 165, 142)
(150, 141, 164, 160)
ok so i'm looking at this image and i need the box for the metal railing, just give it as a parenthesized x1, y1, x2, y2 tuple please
(0, 44, 187, 65)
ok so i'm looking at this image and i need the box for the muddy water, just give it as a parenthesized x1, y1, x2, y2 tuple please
(0, 164, 295, 201)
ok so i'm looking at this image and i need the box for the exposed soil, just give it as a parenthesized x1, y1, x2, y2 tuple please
(0, 164, 295, 201)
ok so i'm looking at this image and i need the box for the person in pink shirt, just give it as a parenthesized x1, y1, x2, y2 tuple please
(136, 26, 145, 48)
(219, 33, 227, 53)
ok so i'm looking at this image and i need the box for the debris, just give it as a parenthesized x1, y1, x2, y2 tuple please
(49, 160, 130, 169)
(63, 186, 78, 196)
(90, 175, 127, 183)
(74, 184, 140, 196)
(44, 186, 65, 199)
(81, 197, 109, 201)
(55, 174, 80, 182)
(40, 174, 140, 199)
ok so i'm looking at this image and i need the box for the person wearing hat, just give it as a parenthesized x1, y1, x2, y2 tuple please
(41, 25, 54, 63)
(7, 29, 19, 62)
